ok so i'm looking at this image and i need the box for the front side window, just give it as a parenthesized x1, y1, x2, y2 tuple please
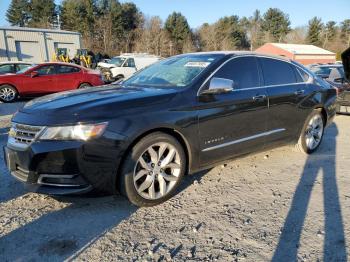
(57, 65, 80, 74)
(260, 58, 297, 85)
(212, 56, 260, 89)
(16, 64, 31, 72)
(0, 64, 15, 74)
(123, 54, 224, 88)
(36, 65, 56, 76)
(124, 58, 135, 68)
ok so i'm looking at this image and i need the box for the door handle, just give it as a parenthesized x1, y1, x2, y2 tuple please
(295, 90, 305, 95)
(252, 94, 267, 101)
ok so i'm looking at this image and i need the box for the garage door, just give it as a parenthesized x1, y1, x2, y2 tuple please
(15, 41, 42, 62)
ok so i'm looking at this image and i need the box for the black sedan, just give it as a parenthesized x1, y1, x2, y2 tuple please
(4, 52, 337, 206)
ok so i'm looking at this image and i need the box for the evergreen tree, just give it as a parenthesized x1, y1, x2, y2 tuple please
(6, 0, 30, 27)
(215, 16, 249, 50)
(340, 19, 350, 46)
(307, 17, 323, 46)
(322, 21, 337, 48)
(28, 0, 56, 28)
(261, 8, 291, 42)
(60, 0, 96, 36)
(165, 12, 192, 54)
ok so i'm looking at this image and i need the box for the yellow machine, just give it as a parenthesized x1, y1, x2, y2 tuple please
(52, 48, 70, 63)
(76, 49, 92, 68)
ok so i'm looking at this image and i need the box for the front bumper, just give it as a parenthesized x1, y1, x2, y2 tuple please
(4, 134, 126, 195)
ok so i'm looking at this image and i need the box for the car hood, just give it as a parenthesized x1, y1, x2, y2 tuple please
(341, 47, 350, 81)
(97, 62, 117, 69)
(15, 85, 179, 125)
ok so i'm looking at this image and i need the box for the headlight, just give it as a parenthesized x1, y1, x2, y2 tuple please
(39, 123, 108, 141)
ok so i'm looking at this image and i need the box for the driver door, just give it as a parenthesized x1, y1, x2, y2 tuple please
(122, 58, 137, 78)
(196, 56, 269, 166)
(22, 65, 58, 95)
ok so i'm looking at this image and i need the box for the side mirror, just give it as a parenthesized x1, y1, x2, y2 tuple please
(201, 77, 234, 95)
(30, 71, 39, 78)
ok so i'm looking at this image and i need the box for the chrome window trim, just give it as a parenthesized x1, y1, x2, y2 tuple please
(197, 54, 313, 96)
(202, 128, 286, 152)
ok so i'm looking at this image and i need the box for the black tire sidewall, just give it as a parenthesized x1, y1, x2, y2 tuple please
(299, 110, 325, 154)
(0, 85, 18, 103)
(78, 83, 91, 89)
(119, 132, 186, 207)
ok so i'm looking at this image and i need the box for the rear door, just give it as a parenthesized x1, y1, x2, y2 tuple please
(21, 65, 58, 95)
(55, 65, 82, 91)
(197, 56, 269, 166)
(258, 57, 311, 145)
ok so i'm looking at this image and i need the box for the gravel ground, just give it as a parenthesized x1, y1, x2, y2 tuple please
(0, 102, 349, 261)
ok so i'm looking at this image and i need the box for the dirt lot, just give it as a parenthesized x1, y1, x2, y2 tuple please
(0, 102, 349, 261)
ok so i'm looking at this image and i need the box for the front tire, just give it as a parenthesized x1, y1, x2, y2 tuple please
(296, 110, 325, 154)
(119, 132, 186, 207)
(0, 85, 18, 103)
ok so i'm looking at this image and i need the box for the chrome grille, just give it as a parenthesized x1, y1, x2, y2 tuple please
(8, 123, 45, 149)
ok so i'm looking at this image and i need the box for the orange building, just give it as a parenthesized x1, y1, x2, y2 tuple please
(255, 43, 336, 65)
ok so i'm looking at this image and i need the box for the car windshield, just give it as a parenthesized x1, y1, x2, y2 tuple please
(109, 57, 126, 67)
(16, 64, 37, 74)
(123, 54, 224, 88)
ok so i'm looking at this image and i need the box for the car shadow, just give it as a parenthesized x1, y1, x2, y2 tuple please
(0, 127, 28, 204)
(0, 163, 211, 260)
(272, 123, 347, 261)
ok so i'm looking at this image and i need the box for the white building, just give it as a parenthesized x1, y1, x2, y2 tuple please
(0, 26, 82, 63)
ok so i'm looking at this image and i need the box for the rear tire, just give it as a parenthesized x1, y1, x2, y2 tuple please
(78, 83, 91, 89)
(0, 85, 18, 103)
(119, 132, 186, 207)
(296, 109, 325, 154)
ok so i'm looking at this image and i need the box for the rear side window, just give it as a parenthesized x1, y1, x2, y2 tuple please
(57, 65, 80, 74)
(260, 58, 297, 85)
(213, 57, 260, 89)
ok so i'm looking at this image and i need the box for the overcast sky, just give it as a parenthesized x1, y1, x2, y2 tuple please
(0, 0, 349, 29)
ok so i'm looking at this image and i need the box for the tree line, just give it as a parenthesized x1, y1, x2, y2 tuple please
(6, 0, 350, 58)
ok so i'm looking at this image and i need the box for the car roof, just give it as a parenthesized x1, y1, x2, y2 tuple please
(179, 51, 292, 62)
(0, 61, 33, 64)
(36, 62, 85, 69)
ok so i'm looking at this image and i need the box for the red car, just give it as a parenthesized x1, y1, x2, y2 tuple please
(0, 62, 104, 102)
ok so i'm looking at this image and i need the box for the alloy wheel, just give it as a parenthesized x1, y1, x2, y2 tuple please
(0, 87, 16, 102)
(305, 114, 324, 150)
(133, 142, 181, 200)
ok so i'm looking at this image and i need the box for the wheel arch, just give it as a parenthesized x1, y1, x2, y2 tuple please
(0, 83, 19, 93)
(116, 127, 192, 188)
(78, 82, 92, 88)
(314, 106, 328, 125)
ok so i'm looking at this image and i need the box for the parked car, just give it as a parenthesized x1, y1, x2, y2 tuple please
(0, 62, 104, 102)
(0, 61, 33, 75)
(337, 47, 350, 114)
(4, 52, 337, 206)
(97, 53, 161, 82)
(308, 62, 350, 114)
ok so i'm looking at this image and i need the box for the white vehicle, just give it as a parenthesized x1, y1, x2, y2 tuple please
(98, 53, 161, 82)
